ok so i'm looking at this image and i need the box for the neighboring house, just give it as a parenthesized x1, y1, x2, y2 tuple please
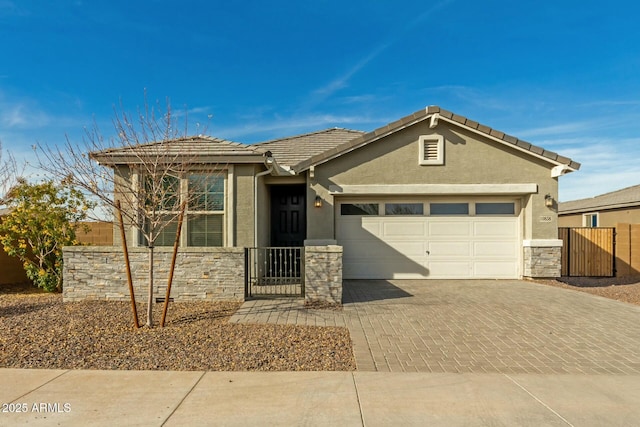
(559, 184, 640, 227)
(64, 106, 579, 302)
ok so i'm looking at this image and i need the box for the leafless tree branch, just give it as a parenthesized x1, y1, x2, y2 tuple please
(36, 95, 223, 327)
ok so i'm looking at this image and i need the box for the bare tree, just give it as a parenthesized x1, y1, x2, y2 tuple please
(0, 141, 18, 205)
(37, 97, 222, 327)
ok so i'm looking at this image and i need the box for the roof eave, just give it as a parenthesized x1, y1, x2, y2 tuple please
(432, 114, 580, 171)
(90, 153, 267, 166)
(559, 201, 640, 215)
(292, 107, 580, 173)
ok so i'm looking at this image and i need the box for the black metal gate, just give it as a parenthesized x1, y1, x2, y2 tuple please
(245, 247, 305, 298)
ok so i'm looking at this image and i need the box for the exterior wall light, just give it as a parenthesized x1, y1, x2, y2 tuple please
(545, 194, 554, 207)
(314, 196, 323, 208)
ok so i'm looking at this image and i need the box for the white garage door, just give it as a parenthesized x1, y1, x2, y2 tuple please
(337, 200, 520, 279)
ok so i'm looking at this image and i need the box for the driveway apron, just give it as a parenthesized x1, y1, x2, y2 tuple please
(230, 280, 640, 374)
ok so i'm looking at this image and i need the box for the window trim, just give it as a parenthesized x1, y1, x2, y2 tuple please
(384, 202, 424, 216)
(583, 212, 599, 227)
(340, 203, 380, 216)
(475, 202, 516, 216)
(429, 202, 469, 216)
(418, 135, 444, 165)
(135, 170, 228, 247)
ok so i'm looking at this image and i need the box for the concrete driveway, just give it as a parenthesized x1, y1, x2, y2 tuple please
(231, 280, 640, 374)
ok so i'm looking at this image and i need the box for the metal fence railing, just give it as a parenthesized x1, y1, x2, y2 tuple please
(245, 247, 305, 298)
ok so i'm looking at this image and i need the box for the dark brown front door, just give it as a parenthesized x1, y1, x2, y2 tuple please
(270, 185, 306, 246)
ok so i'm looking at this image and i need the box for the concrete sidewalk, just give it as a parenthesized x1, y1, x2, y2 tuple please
(2, 369, 640, 426)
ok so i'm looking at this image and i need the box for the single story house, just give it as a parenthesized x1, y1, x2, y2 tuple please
(63, 106, 579, 303)
(559, 184, 640, 227)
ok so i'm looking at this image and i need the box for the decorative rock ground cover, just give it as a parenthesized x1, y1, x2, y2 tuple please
(0, 284, 355, 371)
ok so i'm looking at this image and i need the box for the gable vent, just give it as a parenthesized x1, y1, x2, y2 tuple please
(423, 140, 439, 161)
(419, 135, 444, 165)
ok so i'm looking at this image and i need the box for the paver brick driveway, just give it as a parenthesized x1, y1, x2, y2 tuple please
(230, 280, 640, 374)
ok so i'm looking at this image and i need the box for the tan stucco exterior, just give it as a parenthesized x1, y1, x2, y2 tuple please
(559, 207, 640, 228)
(106, 111, 568, 271)
(111, 164, 262, 249)
(234, 164, 258, 247)
(308, 120, 559, 242)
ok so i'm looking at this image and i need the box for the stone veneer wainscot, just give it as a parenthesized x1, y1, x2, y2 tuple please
(63, 246, 245, 302)
(523, 239, 562, 278)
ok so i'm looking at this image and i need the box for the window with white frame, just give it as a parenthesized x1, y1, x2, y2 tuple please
(140, 173, 225, 247)
(187, 174, 224, 246)
(583, 212, 598, 227)
(418, 135, 444, 165)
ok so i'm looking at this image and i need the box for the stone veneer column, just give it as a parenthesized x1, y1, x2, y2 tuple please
(523, 239, 562, 278)
(304, 245, 343, 304)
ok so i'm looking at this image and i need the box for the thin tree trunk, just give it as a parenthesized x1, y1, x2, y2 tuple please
(161, 201, 186, 327)
(116, 200, 139, 328)
(147, 232, 154, 327)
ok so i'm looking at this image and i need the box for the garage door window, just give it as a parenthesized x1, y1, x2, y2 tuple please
(341, 203, 379, 215)
(476, 202, 515, 215)
(430, 203, 469, 215)
(385, 203, 424, 215)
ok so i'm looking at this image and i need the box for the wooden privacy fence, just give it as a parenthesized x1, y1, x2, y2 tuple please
(559, 227, 614, 277)
(0, 221, 113, 286)
(615, 223, 640, 277)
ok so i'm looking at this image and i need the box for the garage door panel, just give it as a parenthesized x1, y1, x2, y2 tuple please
(428, 221, 471, 236)
(474, 221, 518, 237)
(382, 240, 426, 256)
(428, 261, 471, 278)
(473, 241, 519, 257)
(337, 219, 381, 239)
(382, 221, 428, 238)
(428, 241, 471, 257)
(344, 260, 428, 279)
(341, 240, 404, 259)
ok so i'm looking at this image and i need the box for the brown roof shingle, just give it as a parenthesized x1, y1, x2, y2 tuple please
(254, 128, 365, 167)
(91, 136, 266, 165)
(90, 106, 580, 174)
(559, 184, 640, 214)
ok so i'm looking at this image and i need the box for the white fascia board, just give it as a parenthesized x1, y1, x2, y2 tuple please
(328, 183, 538, 195)
(523, 239, 563, 247)
(269, 158, 297, 176)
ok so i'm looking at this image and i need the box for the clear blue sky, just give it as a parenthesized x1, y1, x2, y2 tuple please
(1, 0, 639, 201)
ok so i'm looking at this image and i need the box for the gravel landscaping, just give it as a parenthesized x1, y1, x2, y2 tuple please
(0, 284, 355, 371)
(534, 275, 640, 306)
(3, 276, 640, 372)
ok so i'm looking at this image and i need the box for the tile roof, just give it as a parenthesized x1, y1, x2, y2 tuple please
(255, 128, 365, 167)
(89, 106, 580, 175)
(559, 184, 640, 214)
(91, 136, 266, 165)
(292, 106, 581, 172)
